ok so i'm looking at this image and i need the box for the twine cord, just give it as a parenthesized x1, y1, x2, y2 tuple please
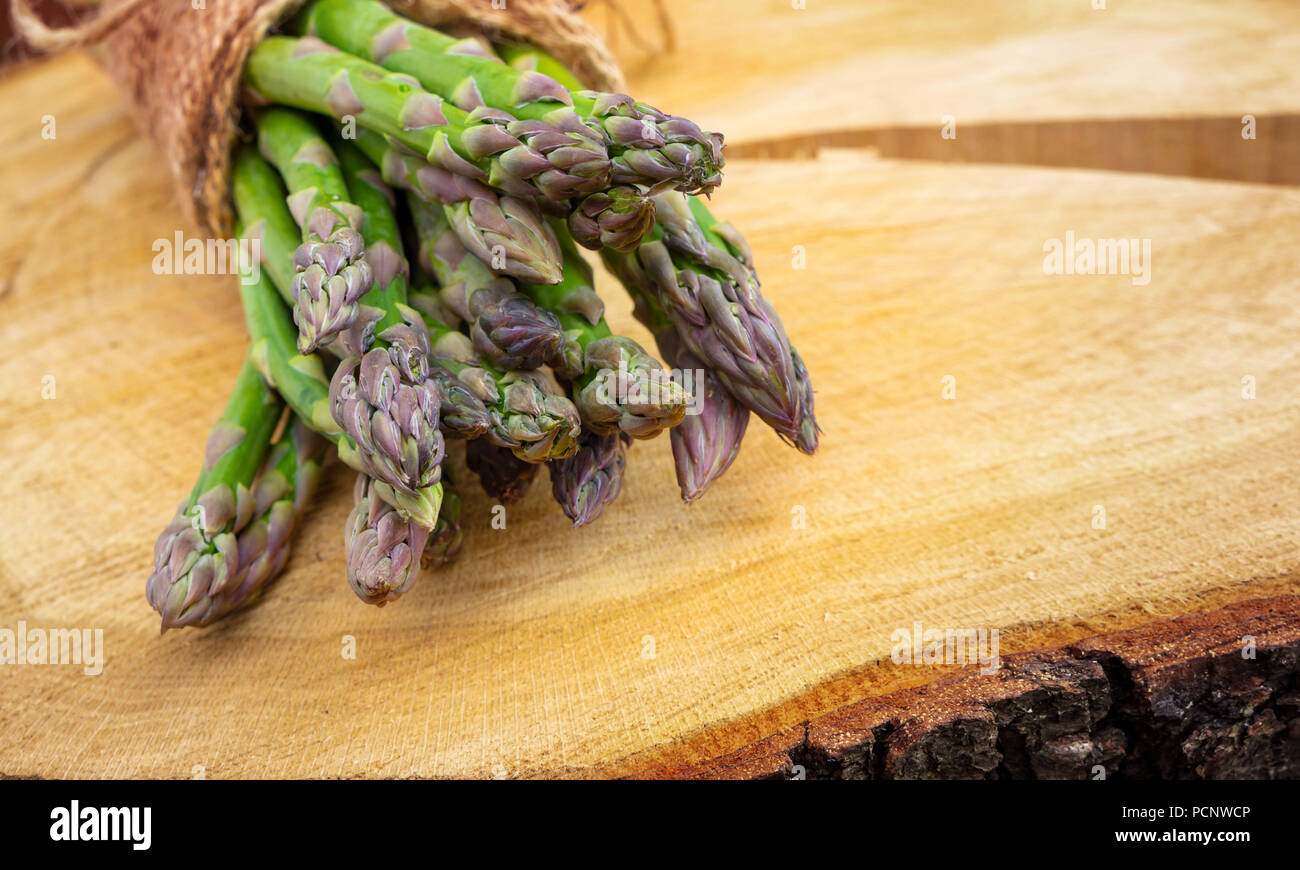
(11, 0, 149, 51)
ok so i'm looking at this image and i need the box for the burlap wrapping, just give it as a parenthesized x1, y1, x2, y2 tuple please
(13, 0, 622, 236)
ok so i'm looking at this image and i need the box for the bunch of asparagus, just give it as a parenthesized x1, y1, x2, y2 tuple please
(146, 0, 818, 631)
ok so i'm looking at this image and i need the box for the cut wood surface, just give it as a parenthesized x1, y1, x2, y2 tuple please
(608, 0, 1300, 142)
(1, 0, 1299, 778)
(651, 596, 1300, 780)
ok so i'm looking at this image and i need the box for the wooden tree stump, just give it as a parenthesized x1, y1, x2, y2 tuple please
(0, 0, 1297, 778)
(649, 596, 1300, 779)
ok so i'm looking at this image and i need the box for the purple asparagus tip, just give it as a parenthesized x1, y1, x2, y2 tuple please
(466, 438, 540, 505)
(548, 432, 630, 527)
(344, 474, 430, 606)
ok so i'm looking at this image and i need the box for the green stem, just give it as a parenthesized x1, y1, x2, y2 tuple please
(187, 357, 285, 514)
(235, 231, 340, 439)
(146, 354, 288, 630)
(247, 36, 540, 197)
(255, 108, 360, 242)
(231, 145, 301, 307)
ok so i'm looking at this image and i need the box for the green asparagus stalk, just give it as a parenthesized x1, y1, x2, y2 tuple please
(493, 44, 814, 448)
(246, 35, 611, 207)
(292, 0, 660, 252)
(405, 190, 574, 371)
(231, 143, 303, 309)
(237, 137, 490, 440)
(324, 137, 449, 523)
(515, 221, 607, 380)
(684, 195, 819, 453)
(408, 287, 582, 462)
(788, 347, 820, 455)
(255, 108, 373, 352)
(215, 418, 328, 609)
(297, 0, 724, 198)
(146, 357, 279, 628)
(484, 367, 582, 463)
(406, 294, 498, 402)
(636, 293, 750, 502)
(353, 127, 562, 284)
(302, 0, 725, 186)
(146, 359, 328, 630)
(293, 1, 618, 193)
(464, 438, 539, 505)
(602, 216, 804, 449)
(565, 185, 657, 253)
(670, 344, 749, 501)
(235, 200, 443, 530)
(240, 136, 447, 509)
(337, 139, 492, 440)
(426, 363, 491, 439)
(548, 431, 630, 528)
(523, 227, 689, 439)
(496, 36, 724, 193)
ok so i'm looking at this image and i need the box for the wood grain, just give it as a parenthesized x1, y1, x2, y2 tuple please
(607, 0, 1300, 142)
(647, 596, 1300, 779)
(1, 0, 1299, 778)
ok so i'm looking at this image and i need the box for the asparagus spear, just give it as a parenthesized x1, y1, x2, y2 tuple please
(497, 36, 723, 192)
(788, 348, 819, 455)
(492, 44, 815, 449)
(231, 144, 303, 309)
(293, 1, 615, 190)
(325, 137, 449, 524)
(146, 358, 327, 630)
(294, 0, 724, 198)
(255, 108, 373, 352)
(344, 472, 428, 605)
(684, 195, 819, 453)
(236, 141, 488, 440)
(426, 363, 490, 439)
(405, 190, 574, 371)
(146, 357, 279, 629)
(408, 287, 582, 462)
(548, 431, 630, 528)
(670, 342, 749, 502)
(566, 185, 657, 253)
(353, 127, 562, 285)
(212, 418, 327, 612)
(339, 139, 493, 440)
(637, 295, 750, 502)
(522, 227, 689, 439)
(404, 297, 498, 402)
(245, 35, 617, 209)
(235, 195, 443, 530)
(485, 367, 582, 463)
(464, 438, 538, 505)
(602, 220, 801, 448)
(292, 1, 659, 252)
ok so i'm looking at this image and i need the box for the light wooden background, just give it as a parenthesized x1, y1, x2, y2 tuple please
(1, 0, 1298, 778)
